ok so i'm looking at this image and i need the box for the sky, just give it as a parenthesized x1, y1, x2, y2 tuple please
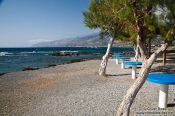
(0, 0, 97, 47)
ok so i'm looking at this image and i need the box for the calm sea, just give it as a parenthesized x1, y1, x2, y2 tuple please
(0, 47, 133, 74)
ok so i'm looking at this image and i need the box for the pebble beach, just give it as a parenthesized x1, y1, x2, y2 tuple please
(0, 59, 175, 116)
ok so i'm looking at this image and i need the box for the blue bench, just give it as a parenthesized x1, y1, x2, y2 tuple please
(147, 73, 175, 108)
(124, 61, 142, 79)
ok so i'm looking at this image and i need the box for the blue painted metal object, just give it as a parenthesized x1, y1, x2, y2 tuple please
(147, 73, 175, 85)
(124, 61, 142, 66)
(112, 54, 122, 57)
(116, 57, 130, 60)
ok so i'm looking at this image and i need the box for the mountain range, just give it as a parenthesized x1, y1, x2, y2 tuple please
(33, 33, 132, 47)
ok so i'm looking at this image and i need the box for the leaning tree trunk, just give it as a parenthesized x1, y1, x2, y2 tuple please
(116, 43, 168, 116)
(99, 37, 114, 76)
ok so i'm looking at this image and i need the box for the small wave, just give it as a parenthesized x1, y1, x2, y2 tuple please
(20, 51, 37, 54)
(0, 52, 30, 57)
(36, 51, 53, 54)
(20, 51, 53, 54)
(0, 52, 13, 56)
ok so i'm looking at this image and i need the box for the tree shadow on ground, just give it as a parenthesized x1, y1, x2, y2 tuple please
(106, 73, 131, 77)
(150, 65, 175, 74)
(156, 58, 175, 64)
(167, 103, 175, 107)
(168, 99, 175, 107)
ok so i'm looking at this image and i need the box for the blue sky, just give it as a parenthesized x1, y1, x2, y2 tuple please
(0, 0, 97, 47)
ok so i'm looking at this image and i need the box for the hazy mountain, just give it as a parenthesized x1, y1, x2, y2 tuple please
(33, 33, 132, 47)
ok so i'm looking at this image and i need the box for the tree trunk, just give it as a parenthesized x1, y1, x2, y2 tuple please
(148, 37, 151, 57)
(99, 37, 114, 76)
(137, 35, 147, 61)
(163, 39, 167, 65)
(116, 43, 168, 116)
(132, 5, 148, 61)
(134, 45, 139, 61)
(163, 49, 167, 65)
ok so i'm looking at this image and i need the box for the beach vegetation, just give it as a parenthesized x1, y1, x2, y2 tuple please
(83, 0, 136, 76)
(117, 1, 175, 115)
(84, 0, 175, 116)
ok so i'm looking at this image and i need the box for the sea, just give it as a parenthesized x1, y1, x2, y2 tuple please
(0, 47, 133, 74)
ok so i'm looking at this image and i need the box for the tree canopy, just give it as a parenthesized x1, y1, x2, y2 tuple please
(83, 0, 136, 42)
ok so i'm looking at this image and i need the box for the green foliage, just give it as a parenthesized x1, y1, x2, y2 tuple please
(83, 0, 135, 40)
(83, 0, 175, 45)
(155, 0, 175, 41)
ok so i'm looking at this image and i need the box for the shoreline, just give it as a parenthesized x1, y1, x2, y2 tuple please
(0, 47, 134, 75)
(0, 50, 135, 75)
(0, 57, 102, 76)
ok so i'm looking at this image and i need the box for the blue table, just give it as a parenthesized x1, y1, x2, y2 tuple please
(117, 57, 130, 60)
(115, 57, 130, 67)
(112, 54, 122, 63)
(147, 73, 175, 108)
(112, 54, 122, 57)
(112, 54, 122, 60)
(124, 61, 142, 66)
(124, 61, 142, 79)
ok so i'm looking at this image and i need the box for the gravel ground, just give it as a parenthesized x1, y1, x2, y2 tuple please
(0, 59, 175, 116)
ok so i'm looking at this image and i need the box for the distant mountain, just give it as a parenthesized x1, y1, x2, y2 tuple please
(33, 33, 132, 47)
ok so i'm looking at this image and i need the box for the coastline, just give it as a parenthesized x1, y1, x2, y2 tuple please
(0, 57, 102, 76)
(0, 47, 134, 74)
(0, 59, 175, 115)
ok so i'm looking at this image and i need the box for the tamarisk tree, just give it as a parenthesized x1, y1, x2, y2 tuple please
(117, 0, 175, 115)
(84, 1, 174, 115)
(83, 0, 135, 76)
